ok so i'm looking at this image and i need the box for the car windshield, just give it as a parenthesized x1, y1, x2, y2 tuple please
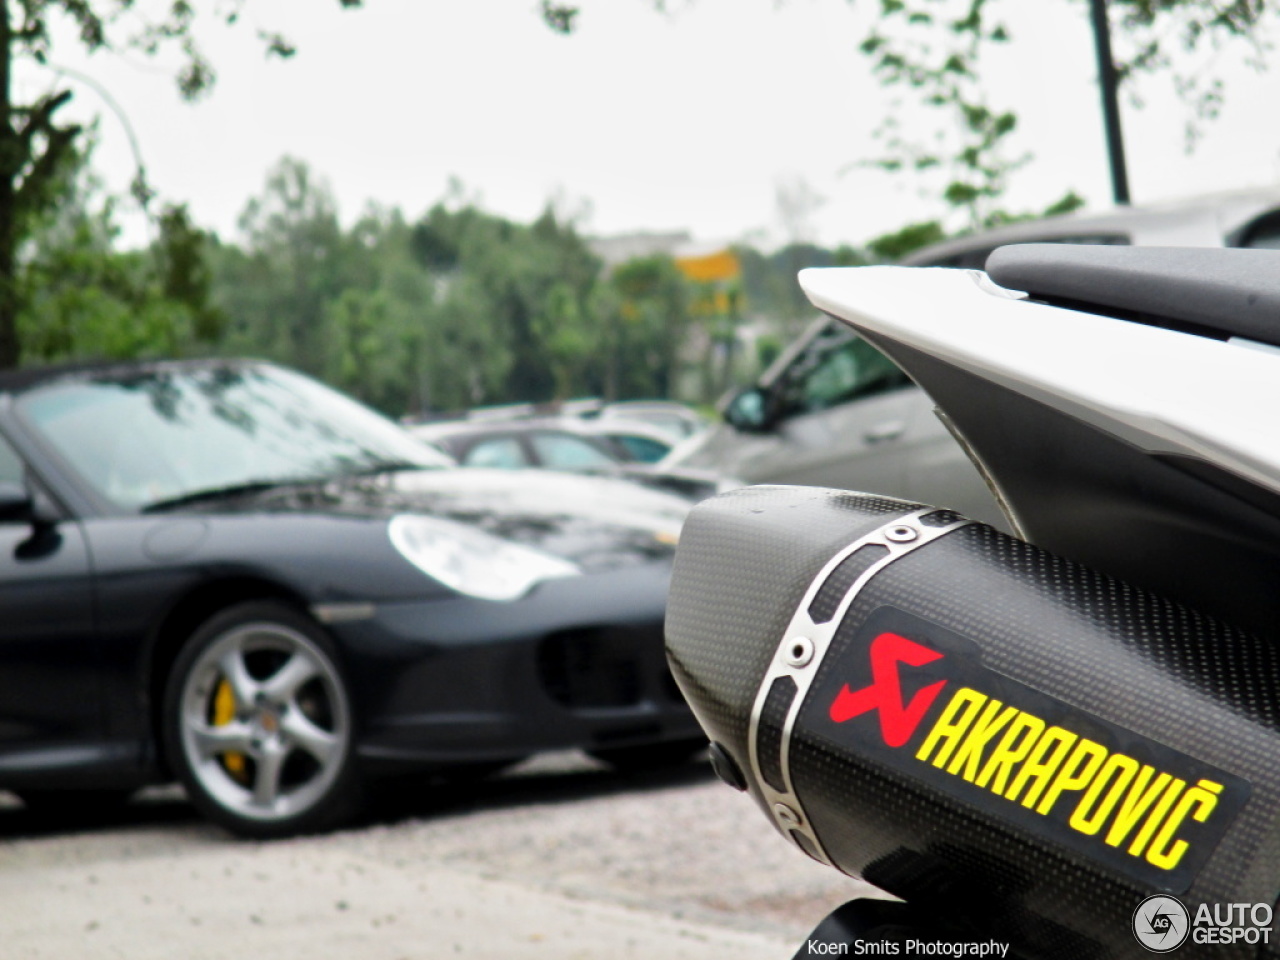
(17, 362, 451, 511)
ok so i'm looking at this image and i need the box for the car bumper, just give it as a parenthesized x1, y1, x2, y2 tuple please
(323, 562, 699, 768)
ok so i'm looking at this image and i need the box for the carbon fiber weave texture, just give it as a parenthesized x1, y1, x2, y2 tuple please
(797, 522, 1280, 958)
(665, 485, 920, 805)
(669, 486, 1280, 959)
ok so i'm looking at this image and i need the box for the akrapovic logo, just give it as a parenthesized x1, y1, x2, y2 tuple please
(829, 632, 946, 747)
(812, 608, 1250, 893)
(910, 686, 1226, 873)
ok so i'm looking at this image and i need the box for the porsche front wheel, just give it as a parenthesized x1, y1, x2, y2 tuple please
(162, 601, 360, 839)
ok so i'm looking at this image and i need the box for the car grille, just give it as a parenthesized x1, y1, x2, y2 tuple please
(536, 625, 672, 709)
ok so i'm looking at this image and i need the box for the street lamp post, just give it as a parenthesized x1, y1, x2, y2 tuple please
(1090, 0, 1131, 204)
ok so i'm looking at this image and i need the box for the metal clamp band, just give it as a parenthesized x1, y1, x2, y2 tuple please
(746, 508, 971, 869)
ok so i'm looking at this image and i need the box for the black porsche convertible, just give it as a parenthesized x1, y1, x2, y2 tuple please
(0, 358, 701, 837)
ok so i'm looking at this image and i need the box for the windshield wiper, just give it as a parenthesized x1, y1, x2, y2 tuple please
(336, 459, 442, 478)
(142, 479, 314, 514)
(142, 461, 435, 513)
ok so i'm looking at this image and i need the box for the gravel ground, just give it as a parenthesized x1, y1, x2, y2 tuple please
(347, 752, 881, 934)
(0, 752, 883, 958)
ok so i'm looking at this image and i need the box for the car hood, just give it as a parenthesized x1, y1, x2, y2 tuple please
(661, 423, 767, 480)
(195, 467, 692, 572)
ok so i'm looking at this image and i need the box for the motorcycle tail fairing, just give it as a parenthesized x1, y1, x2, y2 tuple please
(800, 247, 1280, 643)
(666, 248, 1280, 958)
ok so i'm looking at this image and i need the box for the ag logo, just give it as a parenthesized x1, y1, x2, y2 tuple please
(827, 632, 947, 747)
(1133, 895, 1190, 953)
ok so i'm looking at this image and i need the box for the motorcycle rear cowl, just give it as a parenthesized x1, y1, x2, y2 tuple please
(666, 485, 1280, 959)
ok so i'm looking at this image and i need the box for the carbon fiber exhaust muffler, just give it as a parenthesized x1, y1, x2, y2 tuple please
(665, 485, 1280, 959)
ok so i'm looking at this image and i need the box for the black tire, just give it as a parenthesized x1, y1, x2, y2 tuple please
(589, 738, 708, 773)
(161, 600, 362, 839)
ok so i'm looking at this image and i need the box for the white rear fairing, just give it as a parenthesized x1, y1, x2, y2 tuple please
(800, 258, 1280, 643)
(800, 265, 1280, 498)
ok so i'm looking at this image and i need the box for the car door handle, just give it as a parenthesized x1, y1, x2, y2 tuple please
(864, 422, 906, 444)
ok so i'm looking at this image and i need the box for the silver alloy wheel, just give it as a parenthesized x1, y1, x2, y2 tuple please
(178, 620, 351, 823)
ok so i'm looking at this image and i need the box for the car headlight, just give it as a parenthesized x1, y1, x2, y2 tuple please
(388, 514, 581, 602)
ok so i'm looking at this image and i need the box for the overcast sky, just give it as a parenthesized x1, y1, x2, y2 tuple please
(19, 0, 1280, 250)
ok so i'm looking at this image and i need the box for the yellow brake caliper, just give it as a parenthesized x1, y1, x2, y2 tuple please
(213, 678, 249, 783)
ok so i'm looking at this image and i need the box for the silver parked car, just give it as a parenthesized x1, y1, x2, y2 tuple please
(663, 189, 1280, 528)
(410, 416, 732, 502)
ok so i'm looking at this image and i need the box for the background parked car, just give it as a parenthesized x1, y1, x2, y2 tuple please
(588, 400, 709, 443)
(0, 358, 702, 838)
(663, 189, 1280, 529)
(411, 416, 731, 502)
(413, 416, 672, 469)
(579, 419, 677, 464)
(901, 187, 1280, 267)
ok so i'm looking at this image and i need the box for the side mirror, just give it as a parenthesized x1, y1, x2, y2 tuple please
(0, 482, 34, 523)
(0, 481, 53, 526)
(723, 387, 777, 433)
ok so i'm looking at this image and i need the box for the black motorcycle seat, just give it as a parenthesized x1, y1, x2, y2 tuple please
(985, 244, 1280, 347)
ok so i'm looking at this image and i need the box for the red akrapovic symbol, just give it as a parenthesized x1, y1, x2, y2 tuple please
(828, 632, 948, 747)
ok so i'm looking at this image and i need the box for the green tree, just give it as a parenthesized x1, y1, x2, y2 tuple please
(321, 207, 437, 415)
(19, 146, 223, 363)
(206, 171, 692, 415)
(155, 202, 226, 344)
(213, 171, 609, 417)
(0, 0, 363, 369)
(852, 0, 1269, 226)
(608, 254, 692, 399)
(409, 202, 604, 408)
(216, 183, 459, 417)
(865, 220, 947, 261)
(534, 279, 597, 400)
(217, 156, 358, 373)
